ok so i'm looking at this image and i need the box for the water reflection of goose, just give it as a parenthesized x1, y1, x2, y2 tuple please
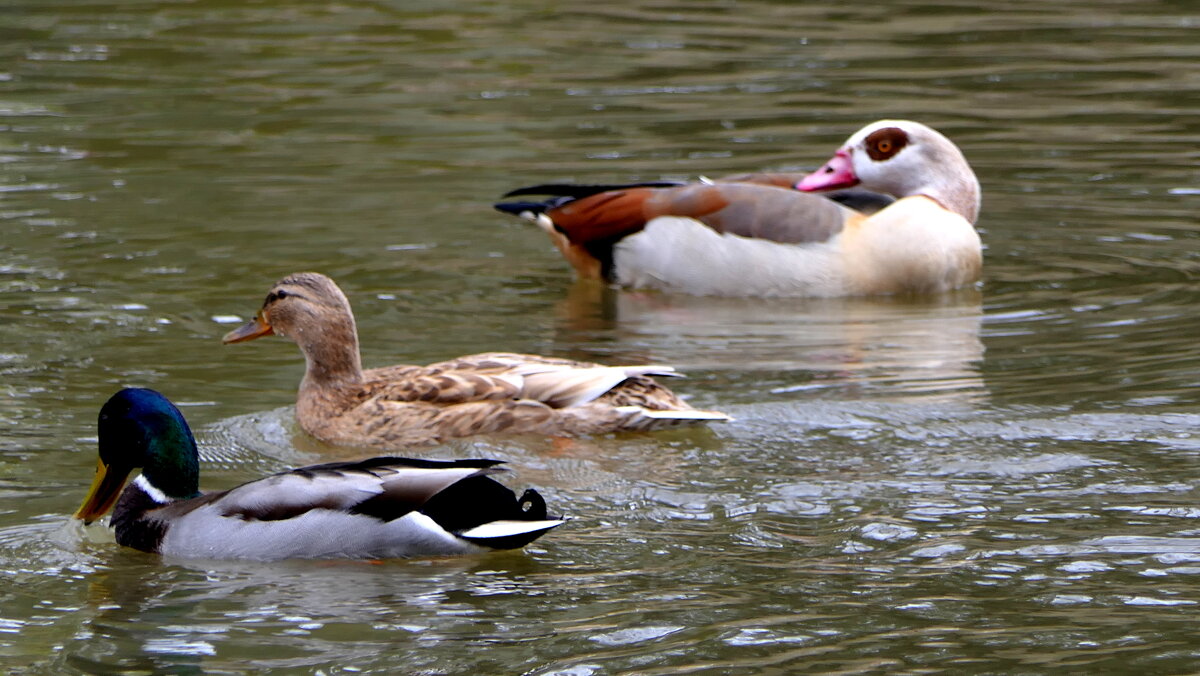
(554, 287, 986, 403)
(497, 120, 981, 298)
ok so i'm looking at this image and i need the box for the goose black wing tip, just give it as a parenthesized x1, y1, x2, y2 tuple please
(494, 200, 549, 216)
(501, 181, 685, 199)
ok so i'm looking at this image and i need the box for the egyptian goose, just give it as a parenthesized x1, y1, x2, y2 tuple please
(495, 120, 982, 297)
(222, 272, 728, 449)
(75, 388, 564, 560)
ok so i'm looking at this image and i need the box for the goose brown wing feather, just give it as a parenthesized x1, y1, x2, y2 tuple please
(546, 183, 851, 248)
(545, 187, 666, 245)
(718, 171, 811, 188)
(660, 183, 851, 244)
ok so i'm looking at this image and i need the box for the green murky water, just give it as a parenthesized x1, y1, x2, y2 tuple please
(3, 0, 1200, 672)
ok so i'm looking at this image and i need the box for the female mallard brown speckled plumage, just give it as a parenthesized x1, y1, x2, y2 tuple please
(75, 388, 564, 560)
(222, 272, 728, 449)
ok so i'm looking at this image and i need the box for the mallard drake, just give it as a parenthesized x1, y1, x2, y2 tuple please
(222, 272, 728, 448)
(495, 120, 982, 297)
(75, 388, 565, 560)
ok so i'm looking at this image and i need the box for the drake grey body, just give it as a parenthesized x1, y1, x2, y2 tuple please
(76, 390, 564, 561)
(108, 458, 562, 561)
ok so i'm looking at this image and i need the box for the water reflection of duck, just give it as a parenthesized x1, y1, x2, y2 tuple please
(554, 287, 986, 404)
(496, 120, 981, 298)
(75, 388, 565, 560)
(222, 272, 729, 449)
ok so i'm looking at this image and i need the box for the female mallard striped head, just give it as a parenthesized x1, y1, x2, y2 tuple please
(222, 272, 364, 386)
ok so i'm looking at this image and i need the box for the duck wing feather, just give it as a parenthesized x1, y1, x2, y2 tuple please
(501, 182, 854, 249)
(202, 457, 505, 523)
(362, 352, 677, 409)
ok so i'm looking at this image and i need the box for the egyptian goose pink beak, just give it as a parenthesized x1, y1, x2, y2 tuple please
(496, 120, 982, 298)
(797, 150, 858, 192)
(796, 120, 981, 223)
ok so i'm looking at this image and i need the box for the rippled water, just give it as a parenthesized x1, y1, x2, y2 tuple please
(3, 0, 1200, 672)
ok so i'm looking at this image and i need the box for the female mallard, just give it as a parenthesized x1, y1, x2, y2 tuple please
(222, 272, 728, 448)
(75, 388, 564, 560)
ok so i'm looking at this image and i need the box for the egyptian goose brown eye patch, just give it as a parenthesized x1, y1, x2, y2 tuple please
(496, 119, 981, 296)
(864, 127, 909, 161)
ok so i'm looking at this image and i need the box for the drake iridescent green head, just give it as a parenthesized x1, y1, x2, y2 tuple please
(75, 388, 202, 524)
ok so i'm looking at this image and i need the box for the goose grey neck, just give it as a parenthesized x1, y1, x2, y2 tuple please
(922, 134, 980, 224)
(924, 171, 981, 224)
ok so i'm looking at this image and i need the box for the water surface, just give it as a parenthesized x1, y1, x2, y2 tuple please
(3, 0, 1200, 672)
